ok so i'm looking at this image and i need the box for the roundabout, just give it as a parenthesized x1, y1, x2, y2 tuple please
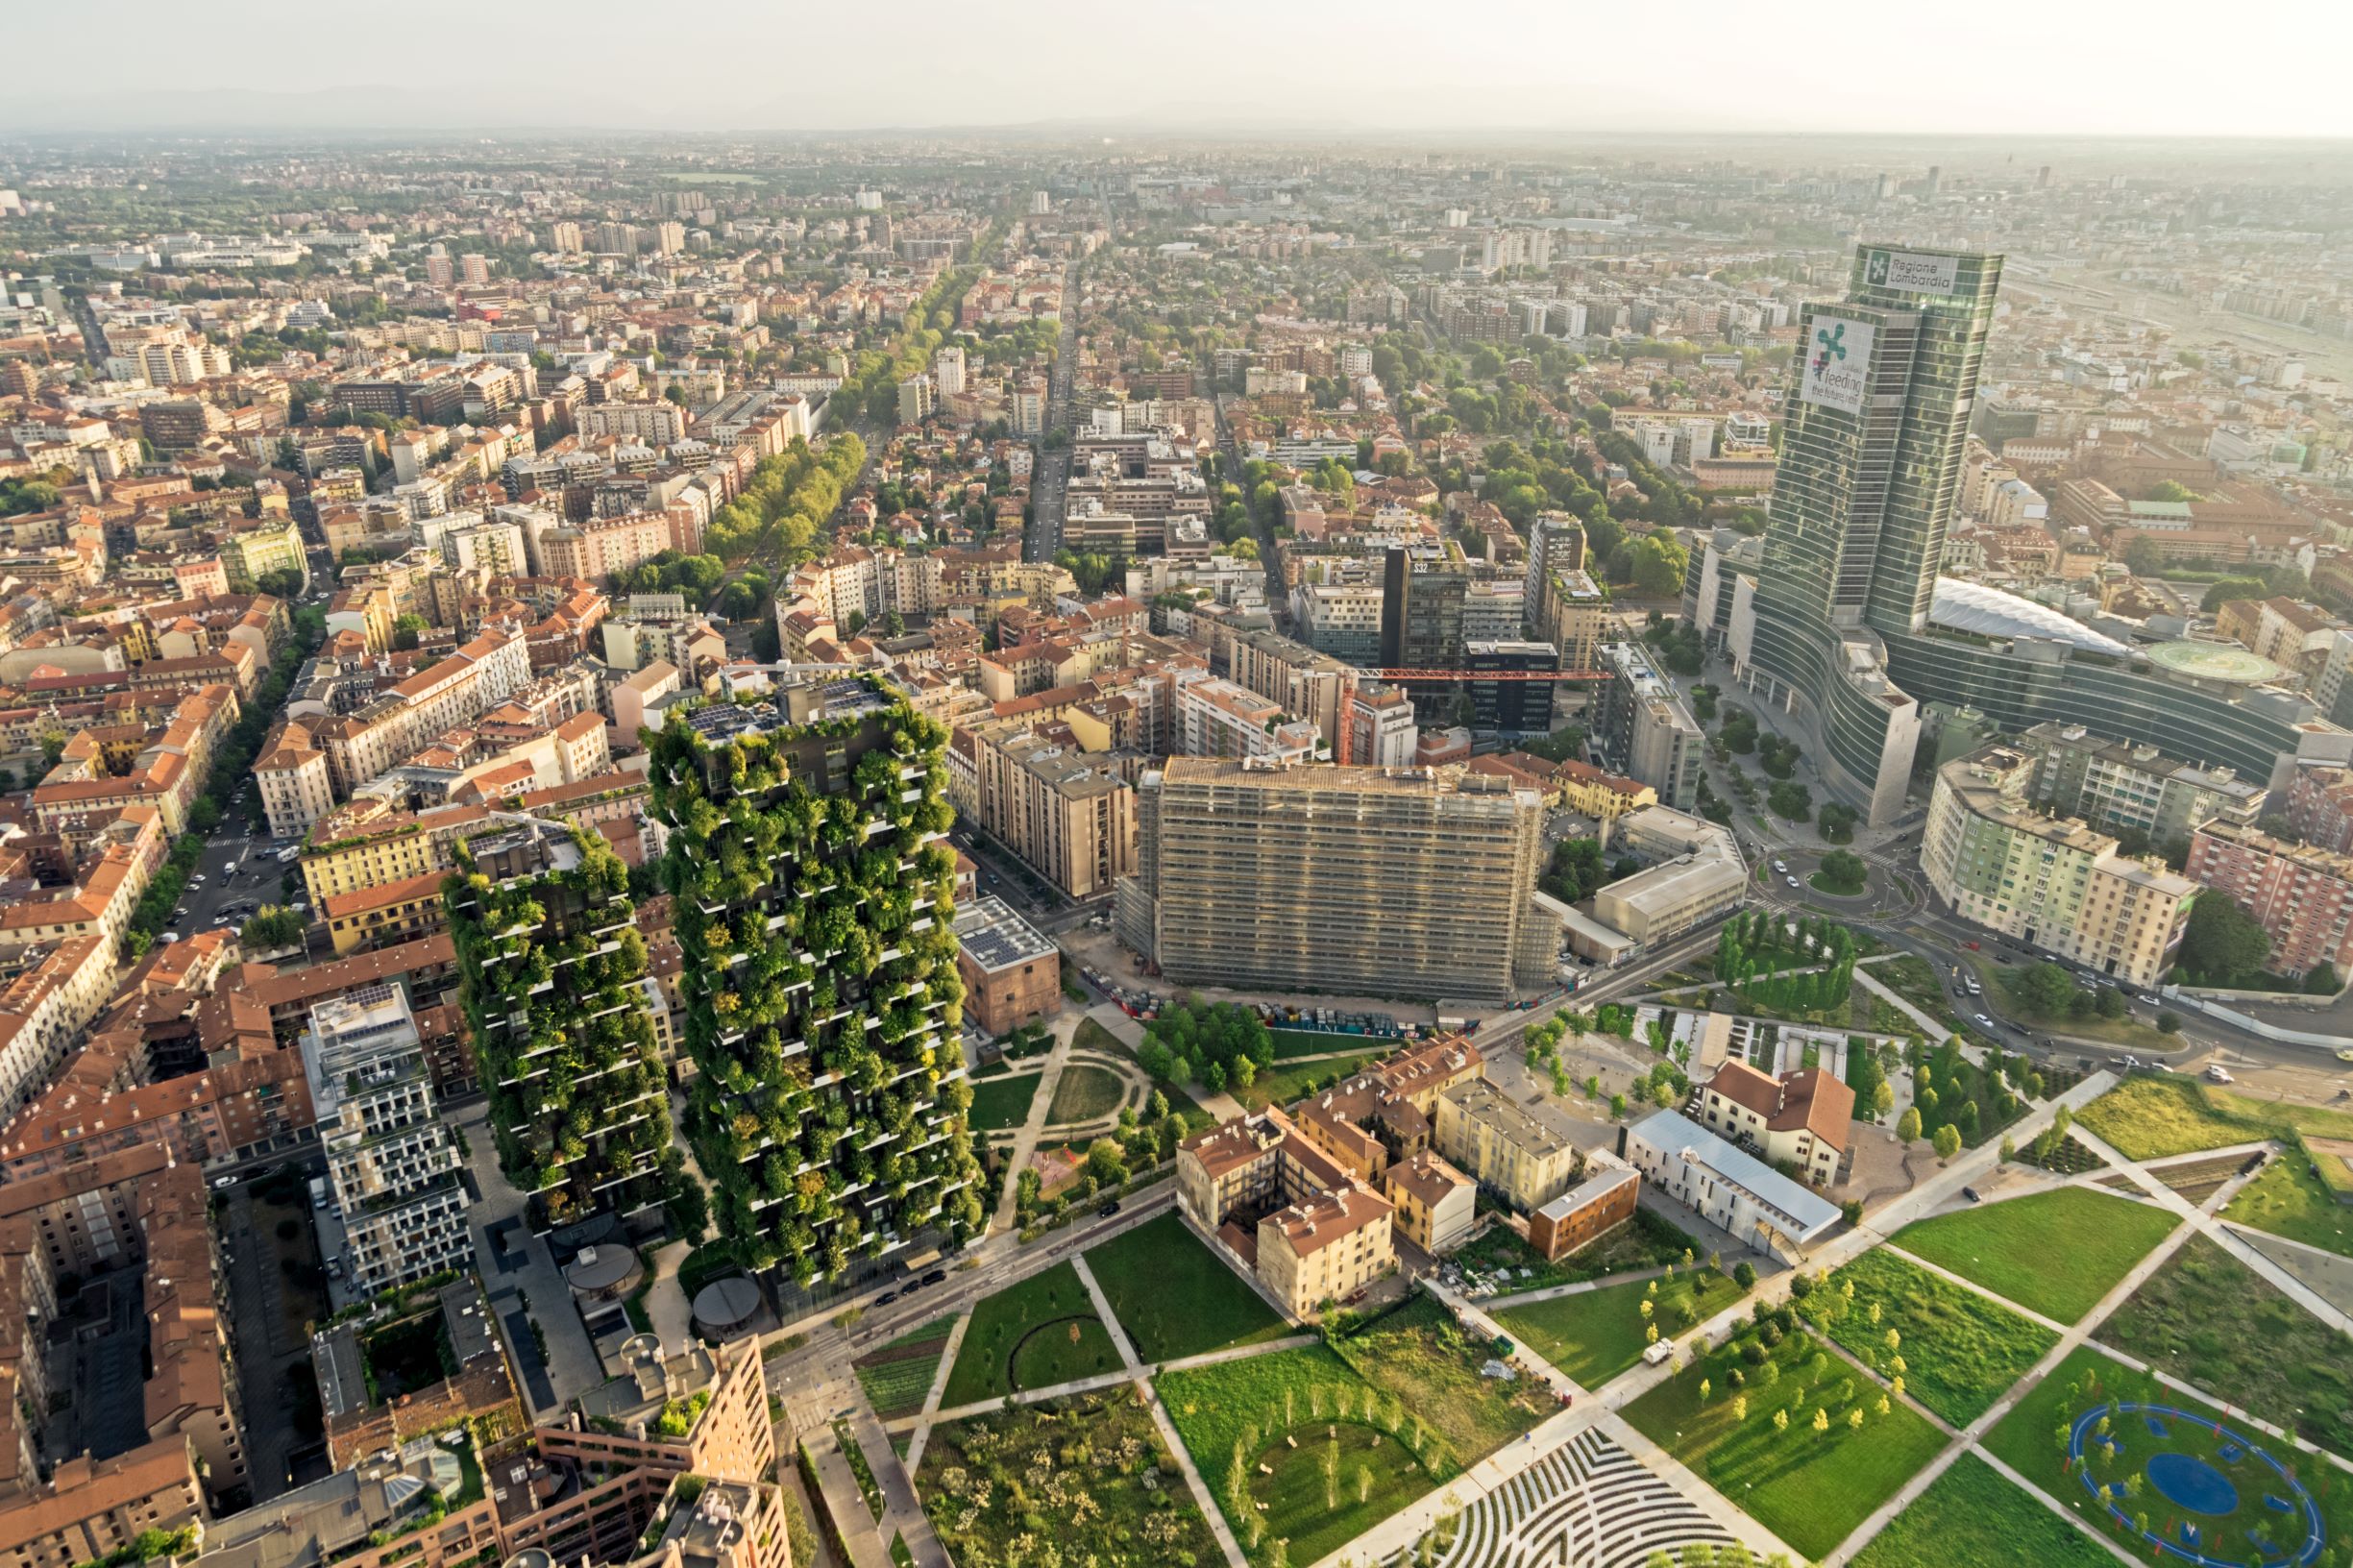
(2068, 1402, 2326, 1567)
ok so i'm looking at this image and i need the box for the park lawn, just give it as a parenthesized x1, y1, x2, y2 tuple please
(1328, 1294, 1552, 1463)
(965, 1069, 1043, 1134)
(1074, 1017, 1215, 1127)
(939, 1262, 1119, 1407)
(1983, 1343, 2353, 1566)
(1158, 1342, 1442, 1568)
(918, 1386, 1221, 1567)
(1043, 1063, 1128, 1126)
(1083, 1211, 1290, 1364)
(2222, 1153, 2353, 1259)
(1891, 1187, 2181, 1324)
(1496, 1269, 1745, 1389)
(1800, 1248, 2058, 1426)
(1455, 1209, 1702, 1295)
(1868, 954, 1967, 1038)
(1233, 1049, 1386, 1112)
(1620, 1319, 1948, 1560)
(2076, 1074, 2262, 1160)
(1849, 1451, 2117, 1568)
(2095, 1234, 2353, 1460)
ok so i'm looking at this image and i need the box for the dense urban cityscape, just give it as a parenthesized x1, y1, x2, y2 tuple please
(0, 95, 2350, 1568)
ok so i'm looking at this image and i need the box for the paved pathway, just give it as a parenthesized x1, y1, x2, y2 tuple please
(1854, 963, 1951, 1039)
(1483, 1263, 1672, 1311)
(845, 1400, 948, 1568)
(897, 1311, 968, 1476)
(799, 1425, 895, 1568)
(991, 1014, 1080, 1233)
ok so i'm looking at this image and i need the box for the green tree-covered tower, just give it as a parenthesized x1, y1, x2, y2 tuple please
(445, 821, 689, 1234)
(647, 676, 979, 1286)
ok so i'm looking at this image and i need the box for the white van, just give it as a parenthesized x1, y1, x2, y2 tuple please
(1641, 1337, 1677, 1366)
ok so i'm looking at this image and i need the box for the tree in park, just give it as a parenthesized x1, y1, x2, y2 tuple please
(1897, 1107, 1923, 1141)
(2177, 891, 2270, 981)
(1772, 1409, 1789, 1433)
(1933, 1124, 1963, 1160)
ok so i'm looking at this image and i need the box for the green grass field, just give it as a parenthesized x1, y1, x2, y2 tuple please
(1158, 1343, 1441, 1568)
(1233, 1049, 1386, 1111)
(2077, 1075, 2263, 1159)
(1891, 1186, 2181, 1324)
(966, 1069, 1044, 1134)
(1083, 1211, 1290, 1364)
(2222, 1152, 2353, 1259)
(1326, 1294, 1551, 1462)
(1984, 1343, 2353, 1568)
(939, 1262, 1121, 1407)
(1620, 1319, 1948, 1559)
(1495, 1269, 1745, 1388)
(1043, 1063, 1129, 1126)
(1849, 1451, 2117, 1568)
(2096, 1233, 2353, 1460)
(1799, 1248, 2058, 1425)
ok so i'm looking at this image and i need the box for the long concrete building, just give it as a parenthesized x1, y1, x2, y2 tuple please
(1118, 757, 1557, 1004)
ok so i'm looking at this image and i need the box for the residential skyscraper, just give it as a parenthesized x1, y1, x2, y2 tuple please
(445, 820, 682, 1235)
(302, 987, 472, 1297)
(1117, 757, 1556, 1004)
(647, 676, 980, 1288)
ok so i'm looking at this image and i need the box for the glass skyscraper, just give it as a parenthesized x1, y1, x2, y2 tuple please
(1738, 244, 2323, 822)
(1742, 244, 2002, 823)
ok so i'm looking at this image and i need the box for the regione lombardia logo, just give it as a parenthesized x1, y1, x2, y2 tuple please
(1865, 248, 1892, 286)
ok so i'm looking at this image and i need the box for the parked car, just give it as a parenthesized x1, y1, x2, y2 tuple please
(1961, 1187, 1983, 1203)
(920, 1269, 946, 1287)
(2205, 1065, 2233, 1084)
(873, 1289, 898, 1308)
(1097, 1199, 1121, 1218)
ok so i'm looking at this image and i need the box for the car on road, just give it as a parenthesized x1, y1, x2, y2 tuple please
(1961, 1187, 1983, 1203)
(1785, 875, 1800, 888)
(2205, 1065, 2234, 1084)
(2338, 1049, 2353, 1064)
(1097, 1199, 1120, 1218)
(210, 1175, 236, 1190)
(1963, 940, 1980, 949)
(873, 1289, 898, 1307)
(1772, 859, 1787, 874)
(920, 1269, 946, 1287)
(1973, 1014, 1994, 1028)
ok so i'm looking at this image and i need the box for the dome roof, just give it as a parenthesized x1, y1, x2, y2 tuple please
(1929, 577, 2132, 657)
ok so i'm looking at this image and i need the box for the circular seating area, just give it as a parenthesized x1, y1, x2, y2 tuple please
(1429, 1428, 1739, 1568)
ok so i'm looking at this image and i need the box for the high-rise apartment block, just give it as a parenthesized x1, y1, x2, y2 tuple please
(446, 821, 680, 1234)
(648, 677, 980, 1286)
(1923, 747, 2197, 987)
(302, 987, 472, 1297)
(1120, 757, 1556, 1004)
(2013, 722, 2266, 843)
(1595, 642, 1703, 811)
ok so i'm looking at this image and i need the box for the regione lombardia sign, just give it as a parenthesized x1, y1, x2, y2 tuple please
(1800, 313, 1875, 415)
(1863, 247, 1961, 294)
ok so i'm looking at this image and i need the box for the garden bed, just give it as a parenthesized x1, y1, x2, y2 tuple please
(2096, 1234, 2353, 1460)
(918, 1387, 1221, 1567)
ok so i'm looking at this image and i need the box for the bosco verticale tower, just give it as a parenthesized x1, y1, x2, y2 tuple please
(647, 675, 980, 1288)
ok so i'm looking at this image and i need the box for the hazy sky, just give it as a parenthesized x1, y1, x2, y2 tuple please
(6, 0, 2350, 138)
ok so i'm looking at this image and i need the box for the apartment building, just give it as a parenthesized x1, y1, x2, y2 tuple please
(255, 720, 336, 838)
(1692, 1062, 1853, 1188)
(2186, 821, 2353, 982)
(1122, 758, 1556, 1006)
(2285, 763, 2353, 855)
(314, 631, 532, 798)
(1176, 1107, 1395, 1319)
(1342, 683, 1418, 768)
(963, 726, 1137, 898)
(1595, 642, 1703, 811)
(1434, 1077, 1584, 1211)
(1924, 747, 2199, 988)
(1382, 1149, 1476, 1255)
(1552, 758, 1657, 822)
(1175, 674, 1317, 762)
(1226, 627, 1351, 745)
(298, 800, 494, 906)
(2015, 722, 2266, 843)
(301, 987, 471, 1297)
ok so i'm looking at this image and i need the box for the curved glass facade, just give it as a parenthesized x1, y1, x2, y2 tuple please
(1879, 630, 2307, 784)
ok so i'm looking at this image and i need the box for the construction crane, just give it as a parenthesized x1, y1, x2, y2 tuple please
(1363, 668, 1614, 682)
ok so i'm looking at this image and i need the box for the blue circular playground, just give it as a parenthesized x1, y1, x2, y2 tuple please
(2068, 1402, 2326, 1568)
